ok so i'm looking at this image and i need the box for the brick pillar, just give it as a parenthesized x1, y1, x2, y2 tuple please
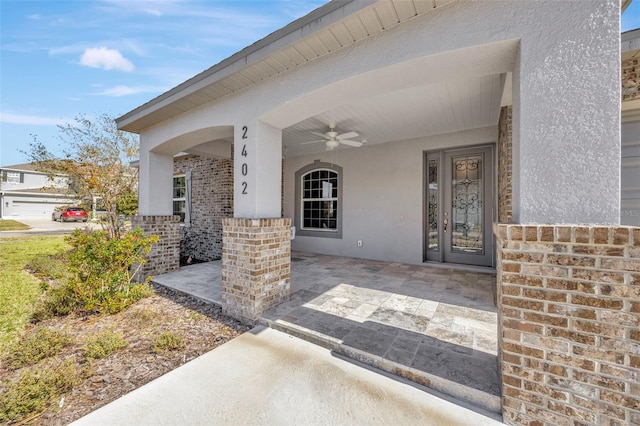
(495, 224, 640, 426)
(131, 215, 180, 280)
(498, 105, 513, 223)
(222, 218, 291, 324)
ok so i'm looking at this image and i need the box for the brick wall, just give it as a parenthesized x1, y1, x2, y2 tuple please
(221, 218, 291, 324)
(131, 215, 180, 280)
(495, 224, 640, 426)
(498, 106, 513, 223)
(623, 57, 639, 102)
(174, 155, 233, 261)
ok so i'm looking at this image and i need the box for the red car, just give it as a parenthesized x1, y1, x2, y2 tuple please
(52, 206, 89, 222)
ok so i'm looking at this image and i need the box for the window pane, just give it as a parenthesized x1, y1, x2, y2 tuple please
(173, 200, 186, 222)
(301, 169, 339, 231)
(6, 172, 20, 183)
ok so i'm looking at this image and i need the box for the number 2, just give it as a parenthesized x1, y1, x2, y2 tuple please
(241, 126, 248, 139)
(242, 182, 247, 194)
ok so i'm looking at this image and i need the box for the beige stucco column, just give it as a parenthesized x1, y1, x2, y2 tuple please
(221, 119, 291, 324)
(132, 137, 181, 278)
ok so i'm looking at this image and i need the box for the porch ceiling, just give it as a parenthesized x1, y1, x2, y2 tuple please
(183, 70, 507, 159)
(282, 73, 505, 157)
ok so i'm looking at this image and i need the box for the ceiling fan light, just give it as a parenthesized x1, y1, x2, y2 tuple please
(326, 139, 339, 150)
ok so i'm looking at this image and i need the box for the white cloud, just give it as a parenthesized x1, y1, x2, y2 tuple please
(0, 112, 66, 126)
(144, 9, 162, 17)
(80, 47, 135, 72)
(93, 85, 164, 97)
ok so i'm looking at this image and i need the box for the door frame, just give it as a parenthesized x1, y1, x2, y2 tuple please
(423, 144, 496, 267)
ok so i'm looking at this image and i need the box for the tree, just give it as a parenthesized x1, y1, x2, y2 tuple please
(25, 113, 139, 239)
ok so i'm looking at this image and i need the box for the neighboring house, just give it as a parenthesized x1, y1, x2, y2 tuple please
(0, 163, 76, 219)
(120, 1, 638, 425)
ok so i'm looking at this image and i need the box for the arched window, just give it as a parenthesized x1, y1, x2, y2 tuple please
(294, 161, 342, 239)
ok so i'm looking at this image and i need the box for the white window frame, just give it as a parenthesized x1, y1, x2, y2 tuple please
(173, 174, 186, 222)
(294, 161, 343, 239)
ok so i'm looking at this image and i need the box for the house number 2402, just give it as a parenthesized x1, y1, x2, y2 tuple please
(241, 126, 248, 195)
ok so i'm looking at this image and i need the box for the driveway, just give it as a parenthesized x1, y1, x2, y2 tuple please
(0, 218, 100, 238)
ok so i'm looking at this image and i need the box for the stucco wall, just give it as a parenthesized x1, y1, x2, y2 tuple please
(284, 127, 497, 265)
(173, 155, 233, 261)
(137, 1, 619, 226)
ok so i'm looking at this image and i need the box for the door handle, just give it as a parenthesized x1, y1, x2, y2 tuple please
(443, 218, 448, 232)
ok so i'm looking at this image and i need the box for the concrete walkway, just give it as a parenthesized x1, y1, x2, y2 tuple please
(71, 326, 502, 426)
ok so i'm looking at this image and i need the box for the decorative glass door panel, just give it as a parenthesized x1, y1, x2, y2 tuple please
(427, 158, 439, 251)
(425, 146, 494, 267)
(451, 154, 483, 254)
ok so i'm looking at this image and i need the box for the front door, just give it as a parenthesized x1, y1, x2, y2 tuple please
(425, 145, 494, 267)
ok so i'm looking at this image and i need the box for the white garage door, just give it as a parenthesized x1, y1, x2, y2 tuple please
(622, 118, 640, 226)
(12, 200, 60, 219)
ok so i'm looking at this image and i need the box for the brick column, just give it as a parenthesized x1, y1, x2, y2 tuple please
(495, 224, 640, 426)
(498, 105, 513, 223)
(131, 215, 180, 280)
(222, 218, 291, 324)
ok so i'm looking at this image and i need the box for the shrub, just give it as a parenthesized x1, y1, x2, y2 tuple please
(0, 359, 80, 424)
(83, 330, 128, 359)
(33, 228, 158, 318)
(5, 328, 72, 369)
(31, 284, 79, 322)
(152, 332, 183, 353)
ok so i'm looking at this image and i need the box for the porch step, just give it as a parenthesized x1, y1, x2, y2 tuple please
(260, 317, 502, 418)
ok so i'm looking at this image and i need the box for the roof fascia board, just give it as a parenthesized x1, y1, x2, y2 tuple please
(116, 0, 375, 130)
(0, 190, 73, 197)
(0, 167, 64, 177)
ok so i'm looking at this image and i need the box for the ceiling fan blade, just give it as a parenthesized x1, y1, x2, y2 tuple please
(339, 139, 363, 147)
(300, 139, 327, 145)
(337, 131, 358, 140)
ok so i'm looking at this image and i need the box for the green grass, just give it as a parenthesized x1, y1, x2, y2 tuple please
(0, 220, 31, 231)
(0, 235, 68, 354)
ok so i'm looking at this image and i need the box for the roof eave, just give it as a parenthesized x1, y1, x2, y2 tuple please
(116, 0, 374, 133)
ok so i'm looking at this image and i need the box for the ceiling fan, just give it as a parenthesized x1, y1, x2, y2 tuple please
(301, 125, 365, 150)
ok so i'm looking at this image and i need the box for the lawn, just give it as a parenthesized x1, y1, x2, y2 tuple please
(0, 235, 67, 353)
(0, 219, 31, 231)
(0, 233, 249, 424)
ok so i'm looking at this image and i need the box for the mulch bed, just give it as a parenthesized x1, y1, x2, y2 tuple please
(1, 284, 251, 425)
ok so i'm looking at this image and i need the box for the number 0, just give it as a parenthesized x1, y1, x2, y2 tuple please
(242, 163, 248, 176)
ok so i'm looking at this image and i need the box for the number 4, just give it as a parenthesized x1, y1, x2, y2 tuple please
(242, 145, 247, 157)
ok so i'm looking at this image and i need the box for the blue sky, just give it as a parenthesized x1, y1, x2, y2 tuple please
(0, 0, 325, 166)
(1, 1, 639, 167)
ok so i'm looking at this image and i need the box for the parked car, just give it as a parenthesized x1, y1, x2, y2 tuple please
(52, 206, 88, 222)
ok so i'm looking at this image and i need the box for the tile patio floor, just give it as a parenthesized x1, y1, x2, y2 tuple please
(153, 252, 501, 415)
